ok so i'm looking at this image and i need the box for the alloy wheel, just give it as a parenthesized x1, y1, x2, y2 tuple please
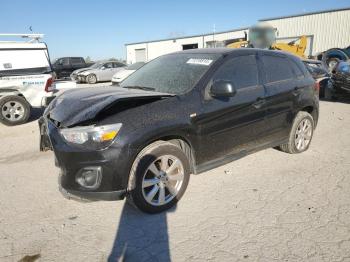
(142, 155, 184, 206)
(1, 101, 25, 122)
(294, 118, 313, 151)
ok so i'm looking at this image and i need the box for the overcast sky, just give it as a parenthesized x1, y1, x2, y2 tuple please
(1, 0, 349, 60)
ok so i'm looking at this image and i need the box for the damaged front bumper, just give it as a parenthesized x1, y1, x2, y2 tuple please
(59, 184, 126, 201)
(39, 116, 133, 202)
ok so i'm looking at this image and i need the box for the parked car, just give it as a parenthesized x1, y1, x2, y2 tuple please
(111, 62, 145, 85)
(0, 34, 56, 126)
(52, 57, 94, 79)
(326, 61, 350, 99)
(302, 59, 330, 98)
(39, 48, 319, 213)
(71, 61, 126, 84)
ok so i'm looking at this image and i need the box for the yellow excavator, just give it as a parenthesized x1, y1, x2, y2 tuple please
(227, 24, 307, 58)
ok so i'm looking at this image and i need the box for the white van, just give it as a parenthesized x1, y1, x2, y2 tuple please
(0, 34, 56, 126)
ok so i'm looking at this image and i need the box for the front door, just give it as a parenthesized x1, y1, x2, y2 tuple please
(99, 62, 115, 81)
(195, 53, 266, 165)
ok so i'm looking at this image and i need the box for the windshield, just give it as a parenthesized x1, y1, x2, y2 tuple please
(120, 53, 221, 95)
(89, 63, 103, 69)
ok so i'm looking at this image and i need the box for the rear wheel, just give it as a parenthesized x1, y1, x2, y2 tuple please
(279, 111, 314, 154)
(127, 141, 190, 213)
(0, 96, 31, 126)
(87, 74, 97, 84)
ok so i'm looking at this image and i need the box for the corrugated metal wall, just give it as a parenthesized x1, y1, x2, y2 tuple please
(126, 9, 350, 63)
(263, 9, 350, 55)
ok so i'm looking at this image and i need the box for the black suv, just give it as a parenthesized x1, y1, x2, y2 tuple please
(52, 57, 94, 79)
(39, 48, 319, 213)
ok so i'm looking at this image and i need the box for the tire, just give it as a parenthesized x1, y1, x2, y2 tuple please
(279, 111, 314, 154)
(319, 80, 326, 98)
(0, 96, 31, 126)
(324, 80, 335, 101)
(127, 141, 190, 214)
(324, 87, 334, 100)
(87, 74, 97, 84)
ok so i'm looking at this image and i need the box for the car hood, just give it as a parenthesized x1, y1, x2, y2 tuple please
(46, 86, 174, 127)
(72, 67, 92, 75)
(77, 68, 99, 76)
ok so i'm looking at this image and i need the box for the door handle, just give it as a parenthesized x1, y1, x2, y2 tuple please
(252, 98, 266, 109)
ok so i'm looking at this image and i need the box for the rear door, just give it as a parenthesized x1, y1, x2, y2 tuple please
(196, 53, 266, 164)
(258, 53, 299, 144)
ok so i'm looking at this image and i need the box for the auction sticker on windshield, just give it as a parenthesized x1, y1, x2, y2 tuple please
(186, 58, 213, 66)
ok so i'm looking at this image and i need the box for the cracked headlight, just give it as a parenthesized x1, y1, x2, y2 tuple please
(60, 123, 122, 149)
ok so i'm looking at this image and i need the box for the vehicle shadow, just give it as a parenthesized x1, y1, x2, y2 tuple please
(108, 202, 174, 262)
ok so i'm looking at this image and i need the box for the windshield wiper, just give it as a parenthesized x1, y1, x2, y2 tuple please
(123, 85, 155, 91)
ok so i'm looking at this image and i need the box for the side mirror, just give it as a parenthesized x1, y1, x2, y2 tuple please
(101, 66, 106, 70)
(210, 80, 236, 98)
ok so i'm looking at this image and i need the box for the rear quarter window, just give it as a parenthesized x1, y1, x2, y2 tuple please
(261, 55, 294, 83)
(289, 60, 304, 78)
(71, 58, 84, 65)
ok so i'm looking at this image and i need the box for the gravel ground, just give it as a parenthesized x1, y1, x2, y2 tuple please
(0, 99, 349, 262)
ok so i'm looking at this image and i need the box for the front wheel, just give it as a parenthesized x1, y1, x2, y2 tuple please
(279, 111, 314, 154)
(87, 74, 97, 84)
(127, 141, 190, 213)
(0, 96, 31, 126)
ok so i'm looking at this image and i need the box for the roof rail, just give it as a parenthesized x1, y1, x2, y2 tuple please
(0, 33, 44, 43)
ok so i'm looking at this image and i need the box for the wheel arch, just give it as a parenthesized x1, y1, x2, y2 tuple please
(145, 135, 197, 175)
(0, 89, 23, 97)
(300, 105, 318, 127)
(126, 134, 196, 194)
(89, 72, 98, 82)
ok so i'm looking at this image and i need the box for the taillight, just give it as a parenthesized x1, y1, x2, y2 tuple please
(45, 77, 53, 92)
(314, 81, 320, 93)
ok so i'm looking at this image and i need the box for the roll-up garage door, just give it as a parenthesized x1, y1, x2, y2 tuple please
(135, 48, 146, 62)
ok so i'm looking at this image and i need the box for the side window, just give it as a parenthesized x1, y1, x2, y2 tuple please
(71, 57, 83, 65)
(261, 55, 294, 83)
(57, 58, 69, 66)
(114, 62, 125, 68)
(212, 55, 259, 89)
(104, 63, 113, 69)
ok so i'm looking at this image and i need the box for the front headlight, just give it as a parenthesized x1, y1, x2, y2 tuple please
(60, 123, 122, 149)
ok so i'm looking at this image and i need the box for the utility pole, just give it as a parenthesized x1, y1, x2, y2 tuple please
(213, 24, 216, 48)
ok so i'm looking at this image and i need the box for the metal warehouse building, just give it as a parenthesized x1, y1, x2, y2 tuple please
(125, 7, 350, 64)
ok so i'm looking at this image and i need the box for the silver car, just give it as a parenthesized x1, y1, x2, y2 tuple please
(71, 61, 126, 84)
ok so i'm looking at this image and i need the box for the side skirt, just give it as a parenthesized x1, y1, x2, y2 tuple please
(195, 138, 287, 175)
